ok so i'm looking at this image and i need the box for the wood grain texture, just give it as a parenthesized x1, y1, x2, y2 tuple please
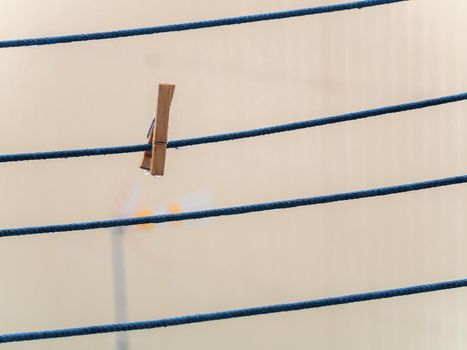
(151, 83, 175, 176)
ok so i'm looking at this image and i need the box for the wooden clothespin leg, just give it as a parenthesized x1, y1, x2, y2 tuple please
(140, 83, 176, 176)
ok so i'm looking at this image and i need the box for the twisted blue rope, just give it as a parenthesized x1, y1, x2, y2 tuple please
(1, 277, 465, 343)
(0, 0, 406, 49)
(1, 92, 465, 163)
(1, 175, 465, 237)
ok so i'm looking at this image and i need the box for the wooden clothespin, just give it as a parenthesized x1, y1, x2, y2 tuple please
(140, 83, 176, 176)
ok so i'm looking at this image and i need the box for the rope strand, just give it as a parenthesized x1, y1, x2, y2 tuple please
(0, 0, 406, 49)
(1, 91, 465, 163)
(1, 174, 465, 237)
(1, 277, 465, 343)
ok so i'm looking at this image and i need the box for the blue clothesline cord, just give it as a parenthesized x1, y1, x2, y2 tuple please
(0, 0, 407, 49)
(1, 174, 465, 237)
(1, 277, 465, 343)
(1, 91, 465, 163)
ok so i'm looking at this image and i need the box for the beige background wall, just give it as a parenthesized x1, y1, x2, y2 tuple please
(0, 0, 466, 349)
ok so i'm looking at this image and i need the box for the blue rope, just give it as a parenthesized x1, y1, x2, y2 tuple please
(0, 0, 406, 49)
(1, 175, 465, 237)
(0, 144, 150, 163)
(1, 277, 465, 343)
(1, 92, 466, 163)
